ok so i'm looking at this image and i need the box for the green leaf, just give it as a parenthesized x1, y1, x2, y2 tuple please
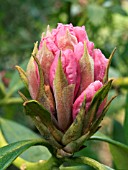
(15, 65, 28, 88)
(103, 48, 116, 83)
(124, 93, 128, 144)
(87, 4, 107, 26)
(90, 132, 128, 169)
(113, 119, 126, 144)
(61, 84, 75, 132)
(0, 117, 40, 142)
(0, 118, 51, 162)
(62, 98, 86, 145)
(53, 54, 69, 131)
(24, 100, 51, 126)
(111, 5, 127, 16)
(83, 80, 113, 133)
(31, 117, 62, 149)
(0, 118, 61, 170)
(79, 42, 94, 95)
(89, 95, 116, 136)
(63, 133, 89, 154)
(0, 139, 46, 170)
(23, 100, 63, 143)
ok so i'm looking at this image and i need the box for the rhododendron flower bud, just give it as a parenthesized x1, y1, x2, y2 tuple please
(16, 23, 115, 157)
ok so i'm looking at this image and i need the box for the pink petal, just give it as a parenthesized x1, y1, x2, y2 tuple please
(74, 42, 84, 61)
(37, 41, 54, 85)
(54, 23, 75, 36)
(72, 81, 103, 119)
(50, 49, 80, 95)
(93, 49, 108, 82)
(49, 51, 59, 88)
(73, 26, 88, 43)
(27, 58, 39, 99)
(52, 23, 77, 50)
(57, 30, 77, 50)
(87, 41, 94, 57)
(97, 98, 107, 117)
(73, 26, 94, 56)
(39, 37, 58, 55)
(62, 50, 78, 84)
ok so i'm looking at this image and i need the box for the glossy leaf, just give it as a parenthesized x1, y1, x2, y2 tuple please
(24, 100, 51, 126)
(53, 55, 69, 131)
(23, 100, 63, 142)
(0, 139, 47, 170)
(62, 98, 86, 145)
(0, 119, 60, 170)
(0, 118, 51, 162)
(90, 132, 128, 169)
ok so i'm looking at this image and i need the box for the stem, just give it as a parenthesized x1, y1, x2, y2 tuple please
(113, 77, 128, 89)
(0, 82, 6, 96)
(14, 156, 60, 170)
(66, 157, 108, 170)
(0, 97, 22, 105)
(6, 80, 23, 98)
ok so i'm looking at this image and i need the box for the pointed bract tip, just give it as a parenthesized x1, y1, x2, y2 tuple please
(32, 41, 38, 57)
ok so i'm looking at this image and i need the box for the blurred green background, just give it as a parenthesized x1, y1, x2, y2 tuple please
(0, 0, 128, 169)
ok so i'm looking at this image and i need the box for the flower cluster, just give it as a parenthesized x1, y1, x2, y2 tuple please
(16, 23, 114, 156)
